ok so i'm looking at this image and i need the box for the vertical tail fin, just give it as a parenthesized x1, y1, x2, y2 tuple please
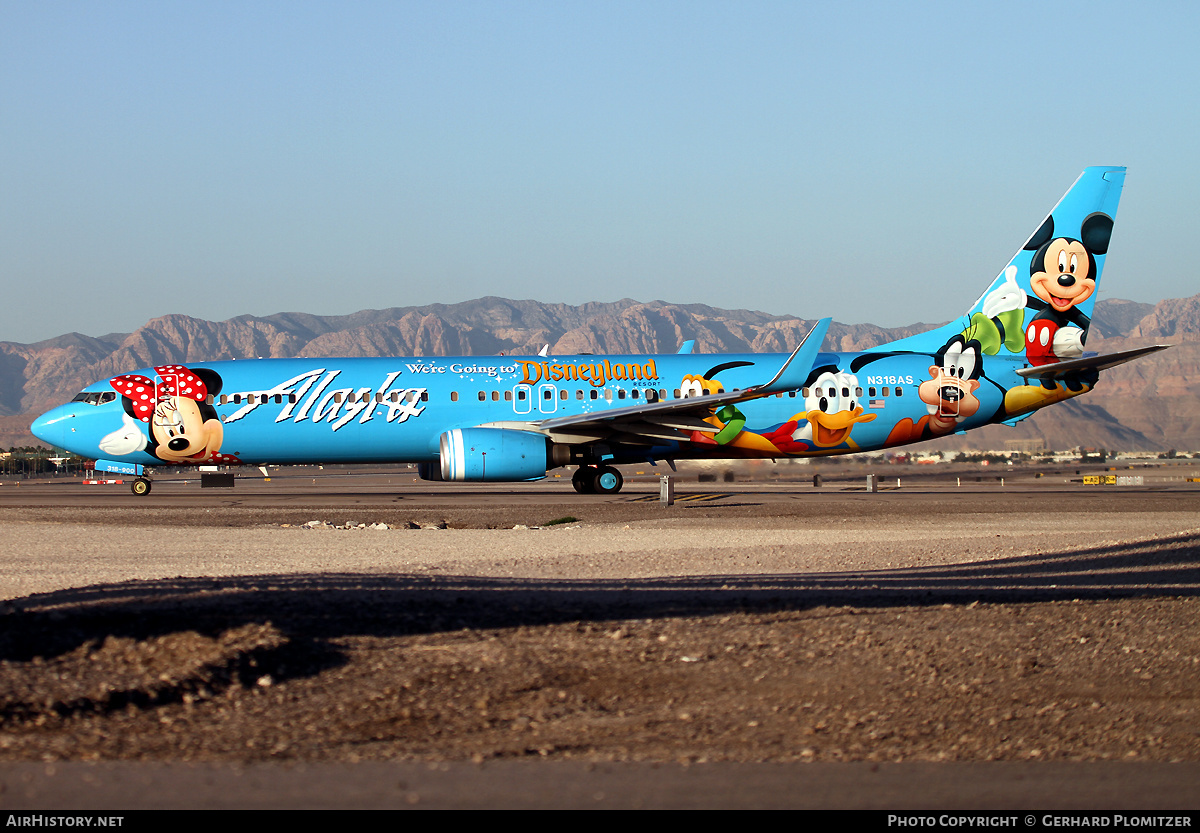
(883, 166, 1126, 363)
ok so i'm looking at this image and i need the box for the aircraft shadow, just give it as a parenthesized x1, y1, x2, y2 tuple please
(2, 532, 1196, 721)
(5, 531, 1198, 664)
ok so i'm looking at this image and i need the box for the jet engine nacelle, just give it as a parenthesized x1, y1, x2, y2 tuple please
(439, 427, 554, 482)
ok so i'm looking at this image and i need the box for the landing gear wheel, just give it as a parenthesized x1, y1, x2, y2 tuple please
(592, 466, 623, 495)
(130, 477, 152, 496)
(572, 466, 596, 493)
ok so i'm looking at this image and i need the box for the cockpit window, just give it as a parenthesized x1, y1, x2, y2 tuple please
(72, 391, 116, 406)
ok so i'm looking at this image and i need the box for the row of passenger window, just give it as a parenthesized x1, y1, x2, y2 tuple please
(803, 386, 904, 398)
(78, 384, 905, 408)
(173, 387, 905, 406)
(212, 391, 429, 406)
(456, 385, 905, 403)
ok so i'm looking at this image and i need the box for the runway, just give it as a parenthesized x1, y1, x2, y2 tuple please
(1, 466, 1198, 808)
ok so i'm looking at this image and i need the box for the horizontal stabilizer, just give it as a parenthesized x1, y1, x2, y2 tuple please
(1014, 344, 1171, 380)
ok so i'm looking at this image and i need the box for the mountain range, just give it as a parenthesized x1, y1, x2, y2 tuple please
(2, 295, 1194, 453)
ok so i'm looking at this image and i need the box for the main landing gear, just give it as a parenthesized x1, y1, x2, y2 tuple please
(131, 477, 152, 496)
(572, 465, 624, 495)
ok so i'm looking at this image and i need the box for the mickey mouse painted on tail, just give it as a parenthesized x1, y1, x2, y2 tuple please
(1022, 211, 1114, 366)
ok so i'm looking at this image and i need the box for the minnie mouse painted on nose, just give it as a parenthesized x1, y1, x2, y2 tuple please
(109, 364, 241, 464)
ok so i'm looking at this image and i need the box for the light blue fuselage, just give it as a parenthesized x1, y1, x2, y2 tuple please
(32, 349, 1028, 468)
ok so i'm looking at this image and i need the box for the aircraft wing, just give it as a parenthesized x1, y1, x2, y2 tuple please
(1014, 344, 1171, 381)
(518, 318, 830, 445)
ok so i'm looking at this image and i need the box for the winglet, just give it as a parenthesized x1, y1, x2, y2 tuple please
(756, 318, 830, 393)
(677, 340, 695, 354)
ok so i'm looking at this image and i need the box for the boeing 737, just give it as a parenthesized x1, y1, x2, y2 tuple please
(31, 167, 1167, 495)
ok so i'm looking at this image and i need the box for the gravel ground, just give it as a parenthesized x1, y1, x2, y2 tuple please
(1, 488, 1198, 768)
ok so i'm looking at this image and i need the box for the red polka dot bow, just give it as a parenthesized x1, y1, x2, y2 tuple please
(109, 365, 209, 422)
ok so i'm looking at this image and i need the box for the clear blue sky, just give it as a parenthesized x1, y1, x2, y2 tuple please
(2, 1, 1196, 344)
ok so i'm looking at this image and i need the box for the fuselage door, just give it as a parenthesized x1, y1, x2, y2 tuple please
(938, 384, 962, 419)
(512, 384, 532, 415)
(538, 383, 558, 414)
(153, 368, 181, 419)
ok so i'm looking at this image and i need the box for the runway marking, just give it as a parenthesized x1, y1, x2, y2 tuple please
(627, 492, 731, 503)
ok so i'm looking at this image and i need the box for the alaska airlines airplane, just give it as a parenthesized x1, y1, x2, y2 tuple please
(31, 167, 1166, 496)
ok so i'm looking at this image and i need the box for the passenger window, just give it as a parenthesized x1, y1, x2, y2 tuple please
(590, 390, 598, 400)
(543, 389, 552, 400)
(289, 394, 297, 404)
(492, 391, 499, 401)
(788, 390, 797, 398)
(604, 390, 613, 401)
(233, 394, 242, 404)
(855, 387, 862, 397)
(895, 387, 903, 397)
(504, 391, 512, 401)
(478, 391, 486, 401)
(631, 389, 639, 399)
(802, 387, 809, 397)
(576, 390, 584, 400)
(421, 391, 428, 402)
(518, 390, 527, 401)
(618, 389, 626, 400)
(882, 388, 889, 397)
(219, 394, 228, 405)
(560, 389, 568, 400)
(451, 391, 459, 402)
(869, 387, 876, 397)
(659, 389, 667, 399)
(645, 389, 656, 402)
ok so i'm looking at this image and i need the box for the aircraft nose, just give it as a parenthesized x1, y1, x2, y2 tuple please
(30, 408, 67, 448)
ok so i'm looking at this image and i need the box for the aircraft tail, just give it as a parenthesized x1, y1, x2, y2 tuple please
(881, 166, 1126, 365)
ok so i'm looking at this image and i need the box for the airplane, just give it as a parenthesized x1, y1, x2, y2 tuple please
(31, 166, 1168, 496)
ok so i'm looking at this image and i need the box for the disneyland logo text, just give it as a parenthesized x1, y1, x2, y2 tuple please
(518, 360, 659, 388)
(405, 363, 518, 377)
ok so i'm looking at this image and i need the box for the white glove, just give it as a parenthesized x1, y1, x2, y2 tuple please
(1052, 326, 1085, 358)
(981, 265, 1027, 318)
(99, 413, 146, 456)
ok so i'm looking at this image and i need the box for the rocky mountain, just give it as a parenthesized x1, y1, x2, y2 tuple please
(3, 295, 1196, 453)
